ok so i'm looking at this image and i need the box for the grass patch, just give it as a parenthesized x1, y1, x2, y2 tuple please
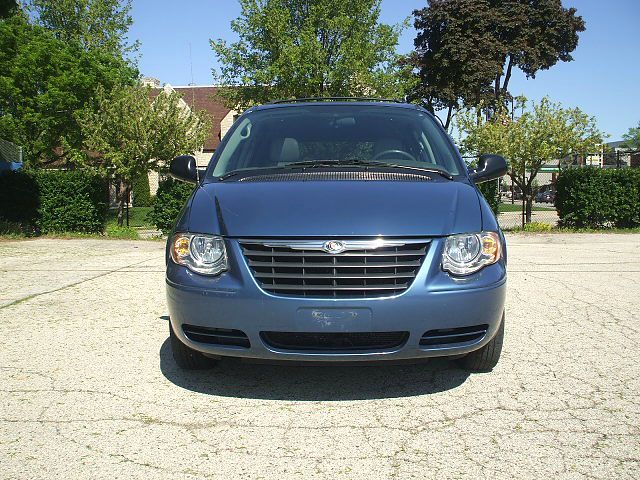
(499, 202, 555, 212)
(105, 225, 140, 239)
(106, 207, 154, 229)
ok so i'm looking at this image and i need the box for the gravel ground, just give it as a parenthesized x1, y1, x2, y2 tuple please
(1, 235, 639, 479)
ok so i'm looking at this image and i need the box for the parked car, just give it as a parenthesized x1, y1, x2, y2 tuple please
(166, 99, 508, 372)
(535, 190, 555, 203)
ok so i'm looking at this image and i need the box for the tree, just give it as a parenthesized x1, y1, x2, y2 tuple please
(211, 0, 405, 109)
(76, 84, 212, 226)
(25, 0, 137, 56)
(0, 14, 136, 166)
(412, 0, 585, 124)
(621, 122, 640, 150)
(458, 97, 603, 223)
(0, 0, 17, 18)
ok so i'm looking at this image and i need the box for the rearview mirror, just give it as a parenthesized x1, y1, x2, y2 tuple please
(170, 155, 198, 183)
(469, 154, 508, 184)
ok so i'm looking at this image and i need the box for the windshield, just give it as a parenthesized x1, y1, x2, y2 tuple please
(210, 104, 462, 177)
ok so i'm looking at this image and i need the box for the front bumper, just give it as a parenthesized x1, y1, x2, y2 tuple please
(166, 238, 507, 362)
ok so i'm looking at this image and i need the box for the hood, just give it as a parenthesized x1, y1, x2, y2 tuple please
(185, 179, 482, 237)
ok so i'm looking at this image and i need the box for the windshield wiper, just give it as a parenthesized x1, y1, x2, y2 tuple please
(218, 159, 454, 180)
(316, 159, 454, 180)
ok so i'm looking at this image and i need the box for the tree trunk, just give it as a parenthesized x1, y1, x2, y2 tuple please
(117, 179, 128, 227)
(444, 105, 453, 131)
(525, 197, 533, 224)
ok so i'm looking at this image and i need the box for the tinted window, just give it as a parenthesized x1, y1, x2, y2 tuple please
(211, 105, 461, 176)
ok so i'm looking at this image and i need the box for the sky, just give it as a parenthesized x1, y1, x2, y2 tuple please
(128, 0, 640, 140)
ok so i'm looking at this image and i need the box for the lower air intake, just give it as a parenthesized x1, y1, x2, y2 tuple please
(182, 324, 250, 348)
(419, 324, 488, 347)
(261, 331, 409, 351)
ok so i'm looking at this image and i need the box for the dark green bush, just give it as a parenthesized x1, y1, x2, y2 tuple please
(0, 170, 40, 234)
(0, 170, 108, 234)
(132, 173, 153, 207)
(556, 167, 640, 228)
(477, 180, 500, 216)
(149, 177, 194, 234)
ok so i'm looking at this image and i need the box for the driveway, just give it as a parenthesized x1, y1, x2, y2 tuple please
(1, 235, 639, 479)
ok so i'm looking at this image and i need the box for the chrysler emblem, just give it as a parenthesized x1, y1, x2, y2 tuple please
(323, 240, 346, 254)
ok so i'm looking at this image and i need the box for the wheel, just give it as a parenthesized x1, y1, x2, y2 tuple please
(169, 323, 217, 370)
(457, 314, 504, 372)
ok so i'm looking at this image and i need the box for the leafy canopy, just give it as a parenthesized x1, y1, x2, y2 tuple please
(76, 84, 211, 182)
(622, 122, 640, 150)
(25, 0, 137, 56)
(0, 14, 136, 166)
(412, 0, 585, 116)
(211, 0, 406, 109)
(458, 96, 602, 195)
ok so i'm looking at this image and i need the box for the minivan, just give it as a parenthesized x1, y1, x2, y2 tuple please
(166, 99, 508, 372)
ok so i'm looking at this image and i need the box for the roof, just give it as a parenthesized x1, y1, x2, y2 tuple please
(251, 99, 420, 112)
(152, 86, 232, 151)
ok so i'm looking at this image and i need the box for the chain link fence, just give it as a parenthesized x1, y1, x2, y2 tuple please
(464, 151, 640, 230)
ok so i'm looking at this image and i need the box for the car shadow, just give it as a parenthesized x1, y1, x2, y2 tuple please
(159, 338, 470, 401)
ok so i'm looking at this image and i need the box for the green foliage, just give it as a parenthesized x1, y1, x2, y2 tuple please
(0, 170, 108, 234)
(411, 0, 585, 114)
(621, 121, 640, 150)
(0, 170, 39, 233)
(523, 222, 553, 232)
(105, 224, 139, 239)
(0, 14, 136, 166)
(76, 83, 210, 225)
(477, 180, 500, 216)
(555, 167, 640, 229)
(26, 0, 137, 56)
(458, 97, 603, 222)
(149, 178, 194, 234)
(132, 173, 152, 207)
(77, 84, 211, 181)
(0, 0, 18, 18)
(211, 0, 406, 109)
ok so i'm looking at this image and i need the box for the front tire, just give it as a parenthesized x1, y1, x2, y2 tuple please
(458, 314, 504, 372)
(169, 323, 217, 370)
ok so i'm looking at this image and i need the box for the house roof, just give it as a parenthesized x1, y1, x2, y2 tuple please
(152, 86, 232, 151)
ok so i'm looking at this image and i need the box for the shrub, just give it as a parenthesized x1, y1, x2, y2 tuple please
(0, 170, 108, 234)
(0, 170, 39, 234)
(477, 180, 500, 216)
(556, 167, 640, 228)
(149, 177, 194, 234)
(523, 222, 553, 232)
(132, 173, 153, 207)
(106, 224, 139, 239)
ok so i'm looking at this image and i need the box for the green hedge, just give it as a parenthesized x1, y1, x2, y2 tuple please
(477, 180, 500, 216)
(149, 177, 194, 234)
(556, 167, 640, 228)
(0, 170, 108, 234)
(132, 173, 153, 207)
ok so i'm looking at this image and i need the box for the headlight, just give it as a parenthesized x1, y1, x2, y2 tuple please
(170, 233, 228, 276)
(441, 232, 502, 276)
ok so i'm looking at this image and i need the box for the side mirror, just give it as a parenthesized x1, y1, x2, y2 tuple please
(169, 155, 198, 183)
(469, 154, 508, 184)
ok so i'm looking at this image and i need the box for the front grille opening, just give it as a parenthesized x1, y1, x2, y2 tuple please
(241, 240, 429, 298)
(182, 324, 250, 348)
(261, 331, 409, 351)
(419, 324, 488, 347)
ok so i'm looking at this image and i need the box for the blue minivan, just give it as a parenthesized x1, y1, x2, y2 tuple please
(166, 99, 508, 372)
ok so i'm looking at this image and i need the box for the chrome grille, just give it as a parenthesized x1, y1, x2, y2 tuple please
(239, 239, 430, 298)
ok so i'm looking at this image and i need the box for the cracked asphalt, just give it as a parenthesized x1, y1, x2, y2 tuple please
(1, 234, 639, 479)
